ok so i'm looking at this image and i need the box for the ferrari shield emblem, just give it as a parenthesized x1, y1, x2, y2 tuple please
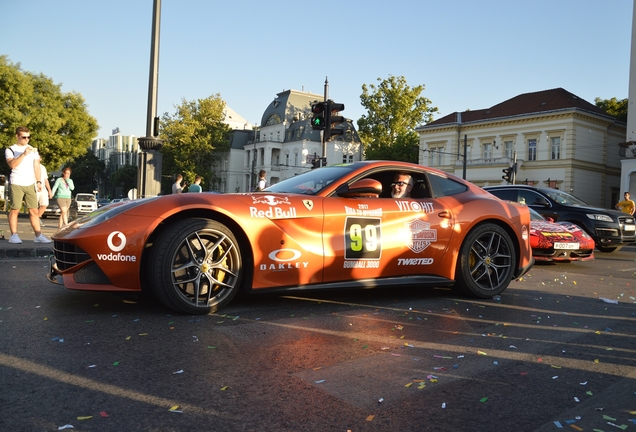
(303, 200, 314, 211)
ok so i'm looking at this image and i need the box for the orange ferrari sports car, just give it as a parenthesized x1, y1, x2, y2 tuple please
(48, 161, 533, 315)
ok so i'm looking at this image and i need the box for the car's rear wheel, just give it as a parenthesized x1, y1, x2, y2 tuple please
(148, 218, 243, 315)
(455, 223, 516, 298)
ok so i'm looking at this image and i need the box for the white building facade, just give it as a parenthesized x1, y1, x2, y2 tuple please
(417, 88, 626, 208)
(212, 89, 361, 193)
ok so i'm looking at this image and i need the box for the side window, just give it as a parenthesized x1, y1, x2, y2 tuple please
(486, 189, 517, 202)
(427, 173, 468, 197)
(519, 190, 545, 206)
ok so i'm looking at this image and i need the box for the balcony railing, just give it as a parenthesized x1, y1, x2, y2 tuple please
(618, 141, 636, 158)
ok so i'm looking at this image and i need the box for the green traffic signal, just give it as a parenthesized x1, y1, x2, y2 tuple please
(312, 116, 325, 128)
(311, 101, 326, 130)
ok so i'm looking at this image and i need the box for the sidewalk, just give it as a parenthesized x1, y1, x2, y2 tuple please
(0, 212, 58, 258)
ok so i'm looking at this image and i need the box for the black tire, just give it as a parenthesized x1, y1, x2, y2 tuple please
(147, 218, 243, 314)
(455, 223, 516, 298)
(596, 245, 618, 253)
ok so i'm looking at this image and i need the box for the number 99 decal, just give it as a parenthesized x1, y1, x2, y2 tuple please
(345, 217, 382, 260)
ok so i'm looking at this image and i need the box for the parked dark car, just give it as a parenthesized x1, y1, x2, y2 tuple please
(97, 198, 110, 208)
(43, 198, 78, 221)
(484, 185, 636, 252)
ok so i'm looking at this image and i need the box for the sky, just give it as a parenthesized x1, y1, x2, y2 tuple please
(1, 0, 633, 140)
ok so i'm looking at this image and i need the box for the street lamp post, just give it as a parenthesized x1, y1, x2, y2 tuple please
(137, 0, 163, 198)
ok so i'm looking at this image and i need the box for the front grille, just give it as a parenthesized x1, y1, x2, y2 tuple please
(619, 216, 636, 238)
(596, 228, 620, 237)
(53, 241, 91, 271)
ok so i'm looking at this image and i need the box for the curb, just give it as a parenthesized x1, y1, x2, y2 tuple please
(0, 245, 53, 259)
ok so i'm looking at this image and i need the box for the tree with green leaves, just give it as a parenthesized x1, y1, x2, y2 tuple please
(159, 94, 231, 194)
(595, 97, 628, 123)
(110, 164, 138, 199)
(68, 151, 106, 194)
(357, 75, 438, 163)
(0, 55, 99, 176)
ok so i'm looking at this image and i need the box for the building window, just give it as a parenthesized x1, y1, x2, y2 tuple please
(505, 141, 513, 159)
(429, 147, 443, 166)
(483, 143, 492, 160)
(528, 139, 537, 161)
(551, 137, 561, 160)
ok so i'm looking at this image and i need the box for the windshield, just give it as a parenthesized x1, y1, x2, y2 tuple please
(529, 208, 546, 221)
(264, 165, 357, 195)
(77, 194, 96, 201)
(543, 189, 588, 206)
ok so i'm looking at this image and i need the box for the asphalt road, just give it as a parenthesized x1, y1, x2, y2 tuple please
(1, 249, 635, 431)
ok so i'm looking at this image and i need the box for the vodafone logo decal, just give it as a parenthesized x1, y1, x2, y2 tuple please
(107, 231, 127, 252)
(98, 231, 136, 262)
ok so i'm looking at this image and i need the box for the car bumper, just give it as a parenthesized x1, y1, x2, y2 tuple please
(532, 249, 594, 262)
(514, 256, 534, 280)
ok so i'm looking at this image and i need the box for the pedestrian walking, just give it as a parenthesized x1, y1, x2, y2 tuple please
(4, 126, 52, 244)
(36, 163, 52, 226)
(50, 167, 75, 228)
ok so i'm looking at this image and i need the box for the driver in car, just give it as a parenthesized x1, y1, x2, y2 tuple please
(391, 173, 413, 199)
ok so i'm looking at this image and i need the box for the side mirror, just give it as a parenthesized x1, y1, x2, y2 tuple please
(336, 178, 383, 198)
(531, 197, 550, 207)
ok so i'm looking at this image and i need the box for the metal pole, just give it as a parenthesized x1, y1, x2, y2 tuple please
(322, 77, 328, 163)
(146, 0, 161, 137)
(137, 0, 164, 198)
(462, 134, 467, 180)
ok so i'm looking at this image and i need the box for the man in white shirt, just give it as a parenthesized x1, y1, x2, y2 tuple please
(172, 174, 184, 194)
(4, 126, 52, 244)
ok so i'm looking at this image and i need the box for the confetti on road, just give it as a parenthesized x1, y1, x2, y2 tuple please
(599, 297, 619, 304)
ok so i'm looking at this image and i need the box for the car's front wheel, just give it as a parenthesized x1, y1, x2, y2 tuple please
(147, 218, 243, 314)
(596, 245, 618, 253)
(455, 223, 516, 298)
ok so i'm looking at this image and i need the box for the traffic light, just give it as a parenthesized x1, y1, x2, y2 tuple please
(310, 101, 326, 130)
(502, 167, 512, 183)
(324, 100, 345, 141)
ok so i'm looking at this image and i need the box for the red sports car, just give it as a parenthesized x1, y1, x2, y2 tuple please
(48, 161, 533, 315)
(529, 208, 594, 262)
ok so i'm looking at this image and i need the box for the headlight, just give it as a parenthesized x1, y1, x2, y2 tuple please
(586, 214, 614, 222)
